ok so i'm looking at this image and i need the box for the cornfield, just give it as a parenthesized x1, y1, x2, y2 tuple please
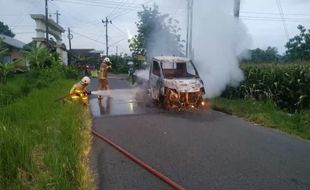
(222, 64, 310, 112)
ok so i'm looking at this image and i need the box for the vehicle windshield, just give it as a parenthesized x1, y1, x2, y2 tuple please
(161, 61, 198, 79)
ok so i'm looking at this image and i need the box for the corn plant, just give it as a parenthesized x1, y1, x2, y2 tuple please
(222, 64, 310, 112)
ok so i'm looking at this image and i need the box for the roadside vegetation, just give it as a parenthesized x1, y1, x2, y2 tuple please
(213, 25, 310, 140)
(0, 39, 94, 189)
(222, 64, 310, 112)
(212, 98, 310, 140)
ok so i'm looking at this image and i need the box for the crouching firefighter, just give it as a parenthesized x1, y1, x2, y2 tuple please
(70, 76, 91, 105)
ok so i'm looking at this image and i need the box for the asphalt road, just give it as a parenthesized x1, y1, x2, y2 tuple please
(89, 76, 310, 190)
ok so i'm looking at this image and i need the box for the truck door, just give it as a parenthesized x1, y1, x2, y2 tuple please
(149, 61, 161, 100)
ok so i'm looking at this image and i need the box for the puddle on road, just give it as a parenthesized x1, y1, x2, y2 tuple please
(89, 88, 157, 117)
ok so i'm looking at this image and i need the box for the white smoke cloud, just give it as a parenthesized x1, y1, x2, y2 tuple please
(192, 0, 251, 98)
(134, 0, 251, 99)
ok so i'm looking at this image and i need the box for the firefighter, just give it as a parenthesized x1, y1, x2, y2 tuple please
(98, 57, 112, 90)
(70, 76, 91, 105)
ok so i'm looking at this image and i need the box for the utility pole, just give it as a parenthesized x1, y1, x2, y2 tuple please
(189, 0, 193, 58)
(54, 10, 61, 24)
(116, 46, 119, 63)
(234, 0, 240, 18)
(45, 0, 49, 46)
(102, 17, 112, 57)
(186, 0, 193, 58)
(68, 28, 73, 65)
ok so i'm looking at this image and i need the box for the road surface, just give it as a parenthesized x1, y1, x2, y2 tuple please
(89, 76, 310, 190)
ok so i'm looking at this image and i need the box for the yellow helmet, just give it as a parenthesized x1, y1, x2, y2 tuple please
(80, 76, 91, 86)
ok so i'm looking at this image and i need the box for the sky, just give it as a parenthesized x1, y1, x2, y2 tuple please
(0, 0, 310, 55)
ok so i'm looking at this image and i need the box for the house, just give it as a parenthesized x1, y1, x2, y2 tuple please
(70, 49, 103, 67)
(0, 34, 25, 63)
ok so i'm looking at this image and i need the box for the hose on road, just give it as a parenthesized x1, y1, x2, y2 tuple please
(92, 129, 185, 190)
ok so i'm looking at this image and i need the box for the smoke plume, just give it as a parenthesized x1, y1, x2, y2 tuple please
(136, 0, 250, 99)
(192, 0, 251, 98)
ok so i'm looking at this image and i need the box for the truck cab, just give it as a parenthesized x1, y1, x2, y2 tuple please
(149, 56, 205, 110)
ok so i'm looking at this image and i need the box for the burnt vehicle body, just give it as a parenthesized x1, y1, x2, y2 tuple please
(149, 56, 205, 110)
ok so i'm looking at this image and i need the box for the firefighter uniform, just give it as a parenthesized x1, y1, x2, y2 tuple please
(70, 76, 91, 105)
(98, 58, 112, 90)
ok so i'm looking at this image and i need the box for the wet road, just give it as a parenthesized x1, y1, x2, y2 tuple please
(89, 76, 310, 190)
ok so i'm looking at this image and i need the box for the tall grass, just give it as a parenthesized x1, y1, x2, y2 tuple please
(0, 74, 30, 107)
(0, 79, 94, 189)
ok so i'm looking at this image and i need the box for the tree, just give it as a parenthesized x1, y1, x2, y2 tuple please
(129, 4, 184, 63)
(108, 54, 130, 74)
(285, 25, 310, 61)
(244, 46, 279, 63)
(23, 46, 58, 69)
(0, 21, 15, 37)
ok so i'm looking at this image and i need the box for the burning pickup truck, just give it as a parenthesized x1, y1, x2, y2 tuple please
(149, 56, 206, 110)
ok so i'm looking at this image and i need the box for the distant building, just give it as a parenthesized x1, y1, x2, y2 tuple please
(0, 34, 25, 63)
(31, 14, 68, 65)
(71, 49, 103, 67)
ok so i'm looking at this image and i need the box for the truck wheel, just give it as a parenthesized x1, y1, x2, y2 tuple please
(161, 95, 172, 110)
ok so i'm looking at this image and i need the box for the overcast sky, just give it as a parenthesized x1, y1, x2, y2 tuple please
(1, 0, 310, 55)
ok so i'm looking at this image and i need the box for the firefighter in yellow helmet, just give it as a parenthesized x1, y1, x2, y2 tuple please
(70, 76, 91, 105)
(98, 57, 112, 90)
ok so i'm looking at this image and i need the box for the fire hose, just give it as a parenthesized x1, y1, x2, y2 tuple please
(54, 91, 92, 102)
(92, 129, 185, 190)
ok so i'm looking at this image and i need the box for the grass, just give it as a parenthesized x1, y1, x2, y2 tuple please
(212, 97, 310, 140)
(0, 79, 94, 189)
(0, 74, 29, 107)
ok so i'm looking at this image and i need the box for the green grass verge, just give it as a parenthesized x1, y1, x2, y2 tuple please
(212, 98, 310, 140)
(0, 79, 94, 189)
(0, 74, 29, 107)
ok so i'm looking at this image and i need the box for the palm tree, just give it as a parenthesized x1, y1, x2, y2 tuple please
(23, 46, 51, 69)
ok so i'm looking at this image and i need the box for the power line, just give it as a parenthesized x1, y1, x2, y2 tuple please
(51, 2, 93, 24)
(241, 10, 310, 16)
(111, 23, 127, 36)
(240, 16, 310, 22)
(50, 1, 102, 27)
(63, 0, 143, 8)
(240, 15, 310, 22)
(56, 0, 183, 13)
(107, 0, 130, 19)
(9, 0, 39, 33)
(276, 0, 289, 39)
(57, 0, 143, 11)
(110, 0, 154, 20)
(109, 0, 135, 20)
(71, 31, 106, 45)
(108, 37, 127, 48)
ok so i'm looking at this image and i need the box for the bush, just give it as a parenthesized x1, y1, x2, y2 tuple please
(62, 66, 82, 80)
(1, 46, 82, 107)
